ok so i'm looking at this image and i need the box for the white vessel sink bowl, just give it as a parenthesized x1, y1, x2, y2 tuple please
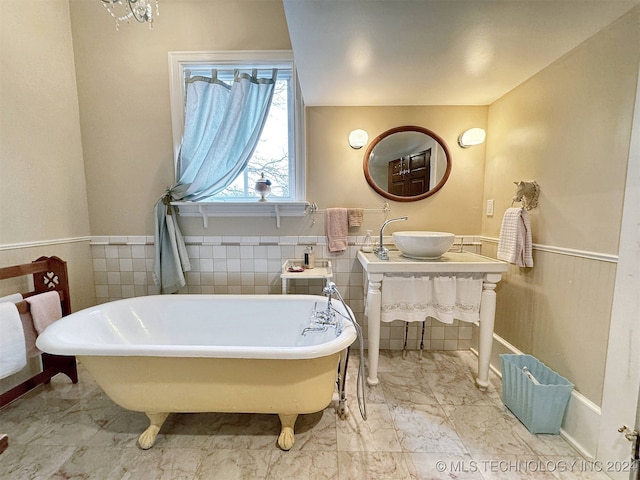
(393, 231, 455, 259)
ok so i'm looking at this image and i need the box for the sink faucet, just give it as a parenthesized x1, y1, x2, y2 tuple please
(374, 216, 408, 260)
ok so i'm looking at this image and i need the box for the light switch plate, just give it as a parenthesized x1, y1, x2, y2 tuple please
(486, 199, 494, 216)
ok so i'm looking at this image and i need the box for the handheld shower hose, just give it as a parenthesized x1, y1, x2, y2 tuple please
(323, 282, 367, 421)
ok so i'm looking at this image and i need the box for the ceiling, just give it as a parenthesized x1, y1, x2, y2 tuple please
(283, 0, 639, 106)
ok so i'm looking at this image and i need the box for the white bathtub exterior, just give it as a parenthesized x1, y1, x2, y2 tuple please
(36, 294, 357, 450)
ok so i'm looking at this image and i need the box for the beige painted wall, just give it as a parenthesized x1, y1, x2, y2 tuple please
(0, 0, 91, 245)
(483, 8, 639, 254)
(305, 106, 488, 234)
(69, 0, 487, 238)
(0, 244, 95, 313)
(162, 104, 489, 238)
(69, 0, 292, 236)
(482, 7, 640, 404)
(0, 0, 95, 311)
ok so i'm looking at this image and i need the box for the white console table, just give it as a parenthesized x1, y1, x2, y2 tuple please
(280, 259, 333, 294)
(357, 250, 508, 390)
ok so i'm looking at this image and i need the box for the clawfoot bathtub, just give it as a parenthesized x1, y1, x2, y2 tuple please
(36, 294, 356, 450)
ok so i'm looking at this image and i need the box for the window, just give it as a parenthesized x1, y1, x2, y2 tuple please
(168, 51, 305, 202)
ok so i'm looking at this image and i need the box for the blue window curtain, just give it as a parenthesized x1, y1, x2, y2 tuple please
(153, 68, 278, 294)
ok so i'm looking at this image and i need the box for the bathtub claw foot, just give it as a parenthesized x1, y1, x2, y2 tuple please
(337, 402, 350, 420)
(138, 412, 169, 450)
(277, 414, 298, 451)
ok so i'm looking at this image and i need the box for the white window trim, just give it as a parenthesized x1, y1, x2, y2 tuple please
(167, 50, 306, 205)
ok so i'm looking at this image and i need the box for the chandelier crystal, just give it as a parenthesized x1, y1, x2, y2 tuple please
(101, 0, 159, 30)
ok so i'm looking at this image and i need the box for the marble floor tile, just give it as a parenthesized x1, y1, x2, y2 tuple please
(82, 405, 157, 448)
(51, 445, 204, 480)
(424, 369, 501, 407)
(345, 357, 387, 404)
(464, 454, 609, 480)
(469, 453, 581, 480)
(0, 351, 596, 480)
(376, 350, 429, 373)
(208, 412, 283, 450)
(159, 412, 227, 449)
(196, 449, 272, 479)
(49, 445, 136, 480)
(538, 455, 612, 480)
(338, 451, 414, 480)
(407, 452, 485, 479)
(287, 410, 337, 452)
(511, 424, 580, 458)
(267, 450, 338, 479)
(0, 444, 76, 479)
(443, 404, 538, 455)
(380, 370, 439, 407)
(336, 403, 402, 452)
(390, 403, 467, 454)
(417, 350, 475, 374)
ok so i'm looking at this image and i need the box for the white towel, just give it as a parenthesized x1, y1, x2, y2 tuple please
(0, 302, 27, 379)
(381, 273, 484, 324)
(497, 207, 533, 267)
(0, 293, 23, 304)
(25, 291, 62, 334)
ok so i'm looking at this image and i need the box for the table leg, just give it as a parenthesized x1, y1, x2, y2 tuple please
(476, 279, 497, 390)
(366, 273, 383, 386)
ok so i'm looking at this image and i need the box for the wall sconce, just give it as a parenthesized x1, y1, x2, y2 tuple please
(348, 129, 369, 149)
(458, 128, 486, 148)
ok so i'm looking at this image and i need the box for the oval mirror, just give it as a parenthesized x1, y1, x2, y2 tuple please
(363, 125, 452, 202)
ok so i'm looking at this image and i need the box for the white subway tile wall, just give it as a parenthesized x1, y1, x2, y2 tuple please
(91, 236, 480, 351)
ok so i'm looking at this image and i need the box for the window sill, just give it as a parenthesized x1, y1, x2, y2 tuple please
(171, 201, 310, 228)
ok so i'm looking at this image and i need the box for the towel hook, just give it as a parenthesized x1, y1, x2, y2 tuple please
(381, 202, 391, 220)
(307, 202, 318, 225)
(511, 181, 540, 211)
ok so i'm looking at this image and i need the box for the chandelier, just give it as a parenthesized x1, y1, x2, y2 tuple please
(101, 0, 159, 30)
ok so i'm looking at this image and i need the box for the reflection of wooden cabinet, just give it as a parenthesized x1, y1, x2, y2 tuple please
(387, 149, 431, 196)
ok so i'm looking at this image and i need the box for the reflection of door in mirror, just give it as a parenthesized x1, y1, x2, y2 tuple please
(387, 149, 431, 196)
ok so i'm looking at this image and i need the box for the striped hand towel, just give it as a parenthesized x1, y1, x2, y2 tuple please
(497, 207, 533, 267)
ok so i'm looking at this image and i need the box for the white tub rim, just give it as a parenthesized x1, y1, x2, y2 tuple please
(36, 294, 357, 360)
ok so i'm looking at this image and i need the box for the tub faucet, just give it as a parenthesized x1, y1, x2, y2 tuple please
(374, 216, 408, 260)
(302, 282, 345, 336)
(303, 295, 339, 336)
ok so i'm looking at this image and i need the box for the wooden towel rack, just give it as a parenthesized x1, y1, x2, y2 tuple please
(0, 256, 78, 409)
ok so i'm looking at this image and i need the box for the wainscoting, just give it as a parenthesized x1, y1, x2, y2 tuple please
(1, 234, 619, 461)
(90, 235, 481, 351)
(478, 239, 618, 460)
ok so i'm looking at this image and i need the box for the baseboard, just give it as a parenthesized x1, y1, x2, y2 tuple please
(471, 324, 601, 460)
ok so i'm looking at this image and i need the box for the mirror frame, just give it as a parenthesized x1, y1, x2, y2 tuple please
(363, 125, 452, 202)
